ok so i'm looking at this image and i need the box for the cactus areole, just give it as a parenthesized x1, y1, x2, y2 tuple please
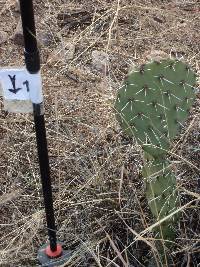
(115, 59, 196, 158)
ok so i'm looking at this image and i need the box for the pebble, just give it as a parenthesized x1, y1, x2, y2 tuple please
(37, 32, 53, 47)
(64, 42, 75, 60)
(91, 50, 109, 73)
(145, 50, 168, 62)
(47, 42, 75, 64)
(13, 20, 24, 46)
(0, 31, 8, 45)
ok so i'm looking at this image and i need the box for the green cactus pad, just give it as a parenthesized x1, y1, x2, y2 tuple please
(115, 59, 196, 157)
(143, 159, 179, 240)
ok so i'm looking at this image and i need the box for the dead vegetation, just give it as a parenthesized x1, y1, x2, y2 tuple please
(0, 0, 200, 266)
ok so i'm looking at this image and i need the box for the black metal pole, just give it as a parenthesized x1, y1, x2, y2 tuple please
(19, 0, 57, 252)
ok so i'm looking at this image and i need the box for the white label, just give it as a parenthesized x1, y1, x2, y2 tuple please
(0, 68, 43, 104)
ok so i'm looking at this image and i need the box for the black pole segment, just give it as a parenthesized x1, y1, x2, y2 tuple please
(19, 0, 57, 252)
(34, 115, 57, 252)
(19, 0, 40, 73)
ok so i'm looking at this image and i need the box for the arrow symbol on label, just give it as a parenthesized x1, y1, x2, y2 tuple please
(8, 75, 22, 94)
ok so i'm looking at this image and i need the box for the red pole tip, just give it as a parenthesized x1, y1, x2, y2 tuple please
(45, 244, 63, 258)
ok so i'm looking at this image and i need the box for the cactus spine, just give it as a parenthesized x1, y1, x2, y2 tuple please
(115, 59, 197, 245)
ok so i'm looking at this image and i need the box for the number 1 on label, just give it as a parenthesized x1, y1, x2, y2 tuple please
(23, 80, 30, 92)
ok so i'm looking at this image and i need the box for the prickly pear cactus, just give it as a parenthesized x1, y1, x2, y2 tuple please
(115, 59, 196, 158)
(114, 58, 197, 249)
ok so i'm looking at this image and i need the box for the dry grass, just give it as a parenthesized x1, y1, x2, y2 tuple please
(0, 0, 200, 266)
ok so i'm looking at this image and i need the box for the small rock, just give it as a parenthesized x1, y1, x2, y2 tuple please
(0, 31, 8, 45)
(91, 50, 109, 73)
(153, 16, 164, 23)
(47, 42, 75, 64)
(145, 50, 168, 62)
(170, 49, 185, 60)
(37, 32, 53, 47)
(64, 42, 75, 60)
(47, 48, 62, 65)
(13, 20, 24, 46)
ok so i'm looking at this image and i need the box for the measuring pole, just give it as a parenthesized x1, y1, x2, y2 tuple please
(19, 0, 57, 252)
(19, 0, 71, 265)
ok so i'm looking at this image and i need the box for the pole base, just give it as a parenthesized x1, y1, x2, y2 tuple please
(37, 242, 72, 267)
